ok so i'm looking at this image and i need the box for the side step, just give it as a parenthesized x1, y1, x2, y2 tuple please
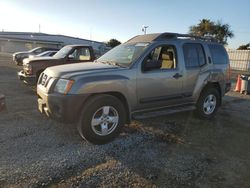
(132, 104, 196, 120)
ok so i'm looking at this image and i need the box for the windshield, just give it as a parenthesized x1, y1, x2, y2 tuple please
(53, 46, 72, 58)
(29, 47, 40, 53)
(37, 51, 49, 57)
(97, 43, 149, 67)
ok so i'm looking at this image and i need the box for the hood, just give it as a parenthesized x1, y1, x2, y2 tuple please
(28, 55, 36, 58)
(13, 51, 30, 56)
(23, 56, 58, 65)
(44, 62, 120, 78)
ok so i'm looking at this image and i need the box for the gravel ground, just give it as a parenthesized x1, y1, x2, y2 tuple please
(1, 53, 250, 187)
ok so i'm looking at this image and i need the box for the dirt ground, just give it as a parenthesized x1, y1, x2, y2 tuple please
(1, 53, 250, 188)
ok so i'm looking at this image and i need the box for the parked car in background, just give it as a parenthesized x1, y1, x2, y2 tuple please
(0, 94, 6, 112)
(37, 32, 231, 144)
(18, 44, 95, 85)
(13, 47, 59, 65)
(28, 50, 58, 59)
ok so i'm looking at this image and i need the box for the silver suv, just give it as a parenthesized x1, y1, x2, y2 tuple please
(37, 33, 231, 144)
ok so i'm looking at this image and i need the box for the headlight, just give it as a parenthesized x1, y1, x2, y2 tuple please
(54, 79, 74, 94)
(24, 64, 32, 74)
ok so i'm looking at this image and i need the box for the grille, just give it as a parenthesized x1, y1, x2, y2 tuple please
(41, 74, 47, 86)
(39, 73, 50, 87)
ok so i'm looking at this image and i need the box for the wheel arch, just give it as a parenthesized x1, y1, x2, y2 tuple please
(80, 91, 131, 124)
(200, 82, 222, 106)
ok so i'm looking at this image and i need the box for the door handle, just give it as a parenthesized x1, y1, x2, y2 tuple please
(173, 73, 182, 79)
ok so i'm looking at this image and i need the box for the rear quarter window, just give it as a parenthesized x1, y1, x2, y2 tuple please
(209, 44, 228, 64)
(183, 43, 206, 68)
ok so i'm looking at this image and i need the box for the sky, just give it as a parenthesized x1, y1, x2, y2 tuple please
(0, 0, 249, 49)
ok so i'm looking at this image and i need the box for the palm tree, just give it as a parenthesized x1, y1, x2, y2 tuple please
(237, 43, 250, 50)
(189, 19, 213, 36)
(189, 19, 234, 45)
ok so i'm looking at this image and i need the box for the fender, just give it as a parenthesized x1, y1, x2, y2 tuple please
(70, 72, 137, 119)
(193, 69, 225, 102)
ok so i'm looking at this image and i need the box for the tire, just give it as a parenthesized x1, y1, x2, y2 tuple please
(77, 94, 126, 145)
(196, 87, 220, 119)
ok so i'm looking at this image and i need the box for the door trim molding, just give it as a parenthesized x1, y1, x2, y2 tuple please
(139, 92, 192, 104)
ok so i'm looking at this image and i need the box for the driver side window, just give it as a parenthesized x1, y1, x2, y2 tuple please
(142, 45, 177, 72)
(69, 47, 91, 61)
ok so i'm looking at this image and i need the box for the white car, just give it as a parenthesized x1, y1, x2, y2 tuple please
(28, 50, 58, 59)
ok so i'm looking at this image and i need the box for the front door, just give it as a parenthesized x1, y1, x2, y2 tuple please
(136, 44, 184, 110)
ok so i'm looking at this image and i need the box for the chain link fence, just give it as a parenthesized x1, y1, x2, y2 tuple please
(227, 49, 250, 71)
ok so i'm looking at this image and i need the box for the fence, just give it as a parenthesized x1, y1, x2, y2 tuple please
(227, 49, 250, 71)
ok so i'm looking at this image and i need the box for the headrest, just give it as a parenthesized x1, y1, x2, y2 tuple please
(161, 51, 173, 60)
(79, 55, 90, 60)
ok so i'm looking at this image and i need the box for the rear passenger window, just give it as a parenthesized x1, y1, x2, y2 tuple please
(183, 43, 206, 68)
(209, 44, 228, 64)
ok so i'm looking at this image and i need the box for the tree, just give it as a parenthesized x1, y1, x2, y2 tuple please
(237, 43, 250, 50)
(189, 19, 234, 45)
(107, 39, 121, 48)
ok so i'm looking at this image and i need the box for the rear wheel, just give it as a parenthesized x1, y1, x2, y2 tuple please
(196, 87, 220, 119)
(77, 95, 126, 145)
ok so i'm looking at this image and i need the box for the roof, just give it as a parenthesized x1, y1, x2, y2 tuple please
(0, 36, 63, 44)
(126, 32, 219, 43)
(65, 44, 91, 47)
(126, 33, 162, 43)
(0, 31, 105, 46)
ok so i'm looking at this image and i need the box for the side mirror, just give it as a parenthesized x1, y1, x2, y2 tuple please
(143, 59, 161, 71)
(68, 54, 74, 59)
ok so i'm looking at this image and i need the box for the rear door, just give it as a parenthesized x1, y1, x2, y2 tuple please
(182, 43, 207, 99)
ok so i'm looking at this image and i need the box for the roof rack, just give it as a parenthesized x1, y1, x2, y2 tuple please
(155, 32, 218, 43)
(126, 32, 219, 43)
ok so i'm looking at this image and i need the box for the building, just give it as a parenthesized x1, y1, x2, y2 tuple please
(0, 32, 108, 55)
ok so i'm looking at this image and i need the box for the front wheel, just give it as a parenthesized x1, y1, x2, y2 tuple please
(196, 87, 220, 119)
(77, 95, 126, 145)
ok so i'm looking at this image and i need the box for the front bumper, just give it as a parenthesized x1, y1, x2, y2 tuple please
(17, 70, 36, 85)
(37, 86, 90, 123)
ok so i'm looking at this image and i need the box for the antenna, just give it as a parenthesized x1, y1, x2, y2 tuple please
(39, 24, 41, 33)
(142, 25, 149, 35)
(90, 27, 92, 40)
